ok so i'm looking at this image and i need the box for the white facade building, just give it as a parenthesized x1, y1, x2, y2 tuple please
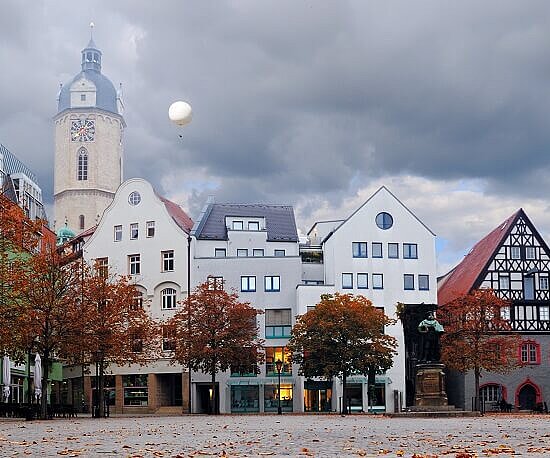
(64, 178, 193, 414)
(297, 186, 437, 413)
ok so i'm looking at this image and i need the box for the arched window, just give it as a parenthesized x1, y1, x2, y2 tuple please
(79, 214, 85, 230)
(77, 148, 88, 181)
(161, 288, 177, 310)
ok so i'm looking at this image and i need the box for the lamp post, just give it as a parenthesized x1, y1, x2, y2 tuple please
(168, 100, 193, 414)
(275, 359, 283, 415)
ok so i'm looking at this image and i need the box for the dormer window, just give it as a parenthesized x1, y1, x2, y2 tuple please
(81, 94, 86, 101)
(232, 221, 243, 230)
(248, 221, 260, 231)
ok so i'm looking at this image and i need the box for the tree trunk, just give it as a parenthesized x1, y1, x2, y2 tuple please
(98, 359, 105, 418)
(341, 372, 347, 415)
(367, 366, 376, 413)
(210, 361, 217, 415)
(474, 366, 481, 412)
(41, 353, 50, 420)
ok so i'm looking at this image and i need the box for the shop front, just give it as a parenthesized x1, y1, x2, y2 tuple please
(304, 380, 332, 412)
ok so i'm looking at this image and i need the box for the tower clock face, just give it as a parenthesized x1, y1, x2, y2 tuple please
(70, 119, 95, 142)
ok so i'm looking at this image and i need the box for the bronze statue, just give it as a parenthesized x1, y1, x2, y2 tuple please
(417, 312, 444, 362)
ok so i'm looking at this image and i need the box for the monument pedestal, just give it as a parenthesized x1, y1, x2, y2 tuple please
(414, 362, 448, 408)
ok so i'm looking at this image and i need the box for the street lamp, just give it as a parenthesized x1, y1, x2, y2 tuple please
(275, 359, 283, 415)
(169, 100, 193, 414)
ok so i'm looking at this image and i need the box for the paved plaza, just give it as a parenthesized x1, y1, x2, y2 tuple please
(0, 414, 549, 457)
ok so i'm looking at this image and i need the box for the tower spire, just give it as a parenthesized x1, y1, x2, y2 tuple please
(81, 23, 102, 72)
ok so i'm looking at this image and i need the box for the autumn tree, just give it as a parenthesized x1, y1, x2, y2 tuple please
(287, 293, 397, 414)
(438, 289, 521, 408)
(15, 244, 82, 419)
(169, 281, 263, 414)
(73, 260, 159, 418)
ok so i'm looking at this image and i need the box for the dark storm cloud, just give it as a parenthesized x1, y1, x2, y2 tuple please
(3, 0, 550, 223)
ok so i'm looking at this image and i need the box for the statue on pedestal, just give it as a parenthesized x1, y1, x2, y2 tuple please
(417, 313, 444, 363)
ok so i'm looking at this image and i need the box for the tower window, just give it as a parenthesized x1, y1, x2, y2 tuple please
(77, 148, 88, 181)
(79, 215, 85, 230)
(80, 94, 86, 101)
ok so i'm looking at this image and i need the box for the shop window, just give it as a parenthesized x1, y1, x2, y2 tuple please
(231, 385, 260, 413)
(264, 384, 293, 412)
(123, 374, 148, 406)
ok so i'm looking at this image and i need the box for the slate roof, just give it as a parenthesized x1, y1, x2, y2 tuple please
(193, 203, 298, 242)
(437, 209, 522, 305)
(58, 70, 118, 115)
(158, 195, 194, 233)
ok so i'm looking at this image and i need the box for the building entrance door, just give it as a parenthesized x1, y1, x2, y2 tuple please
(196, 383, 219, 414)
(518, 384, 537, 410)
(158, 374, 183, 406)
(304, 381, 332, 412)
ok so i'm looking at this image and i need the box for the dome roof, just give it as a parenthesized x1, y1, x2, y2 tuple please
(58, 70, 118, 114)
(56, 224, 76, 245)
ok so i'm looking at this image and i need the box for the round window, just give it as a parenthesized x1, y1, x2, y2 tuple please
(128, 191, 141, 206)
(376, 212, 393, 230)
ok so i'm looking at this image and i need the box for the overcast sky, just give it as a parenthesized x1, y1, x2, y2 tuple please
(2, 0, 550, 275)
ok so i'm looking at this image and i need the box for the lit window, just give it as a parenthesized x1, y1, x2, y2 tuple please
(540, 306, 549, 321)
(357, 273, 368, 289)
(404, 274, 414, 290)
(265, 276, 280, 292)
(162, 250, 174, 272)
(207, 276, 224, 290)
(130, 223, 138, 240)
(372, 242, 383, 258)
(232, 221, 243, 230)
(274, 249, 285, 257)
(215, 248, 226, 258)
(265, 347, 291, 375)
(403, 243, 418, 259)
(77, 148, 88, 181)
(526, 247, 536, 260)
(248, 221, 260, 231)
(237, 249, 248, 257)
(419, 275, 429, 291)
(128, 254, 140, 275)
(352, 242, 367, 258)
(372, 273, 383, 289)
(539, 277, 549, 290)
(265, 309, 291, 338)
(499, 275, 510, 290)
(146, 221, 155, 237)
(128, 191, 141, 206)
(161, 288, 177, 310)
(388, 243, 399, 259)
(241, 276, 256, 292)
(114, 225, 122, 242)
(342, 273, 353, 289)
(253, 249, 264, 257)
(375, 212, 393, 230)
(510, 246, 521, 259)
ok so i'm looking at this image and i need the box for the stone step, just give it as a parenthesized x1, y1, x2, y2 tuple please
(155, 406, 184, 416)
(386, 411, 481, 418)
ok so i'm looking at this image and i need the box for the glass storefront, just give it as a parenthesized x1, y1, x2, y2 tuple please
(231, 385, 259, 413)
(346, 383, 363, 412)
(123, 374, 148, 406)
(304, 380, 332, 412)
(264, 384, 293, 412)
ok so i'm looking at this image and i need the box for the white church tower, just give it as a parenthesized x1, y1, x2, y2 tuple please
(54, 26, 124, 232)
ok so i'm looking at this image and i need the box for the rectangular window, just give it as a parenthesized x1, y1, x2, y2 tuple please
(539, 306, 549, 321)
(521, 343, 539, 364)
(500, 305, 510, 320)
(96, 257, 108, 278)
(248, 221, 260, 231)
(162, 250, 174, 272)
(215, 248, 226, 258)
(265, 276, 280, 292)
(418, 275, 429, 291)
(114, 225, 122, 242)
(123, 375, 148, 406)
(232, 221, 243, 230)
(207, 276, 224, 290)
(274, 249, 285, 257)
(388, 243, 399, 259)
(342, 273, 353, 289)
(352, 242, 368, 258)
(499, 275, 510, 290)
(265, 309, 292, 338)
(128, 254, 140, 275)
(146, 221, 155, 238)
(264, 384, 293, 413)
(539, 276, 549, 290)
(130, 223, 139, 240)
(237, 249, 248, 257)
(241, 276, 256, 292)
(403, 243, 418, 259)
(162, 325, 175, 352)
(357, 273, 368, 289)
(265, 347, 292, 375)
(510, 246, 521, 259)
(404, 274, 414, 290)
(372, 242, 383, 258)
(525, 246, 536, 260)
(253, 249, 264, 257)
(372, 273, 383, 289)
(80, 94, 86, 101)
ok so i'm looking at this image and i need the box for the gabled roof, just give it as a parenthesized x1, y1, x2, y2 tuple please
(437, 209, 522, 305)
(193, 203, 298, 242)
(158, 196, 194, 233)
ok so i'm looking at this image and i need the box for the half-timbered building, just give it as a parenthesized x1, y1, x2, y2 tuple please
(438, 209, 550, 411)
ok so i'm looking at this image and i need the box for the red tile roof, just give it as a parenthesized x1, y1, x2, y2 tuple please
(437, 209, 522, 305)
(159, 196, 193, 233)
